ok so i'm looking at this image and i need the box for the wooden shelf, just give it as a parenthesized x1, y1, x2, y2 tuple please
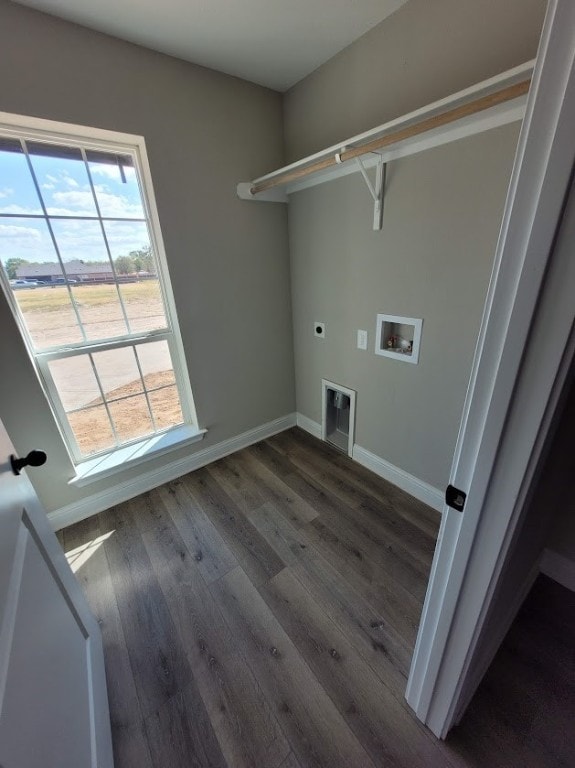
(238, 61, 533, 203)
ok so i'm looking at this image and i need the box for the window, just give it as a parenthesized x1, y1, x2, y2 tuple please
(0, 115, 199, 466)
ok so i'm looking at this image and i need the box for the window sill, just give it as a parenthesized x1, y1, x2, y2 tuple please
(68, 425, 207, 487)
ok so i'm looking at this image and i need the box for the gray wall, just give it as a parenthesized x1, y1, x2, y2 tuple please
(284, 0, 546, 161)
(289, 124, 519, 488)
(0, 0, 294, 511)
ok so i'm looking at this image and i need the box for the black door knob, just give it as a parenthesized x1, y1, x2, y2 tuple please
(10, 450, 47, 476)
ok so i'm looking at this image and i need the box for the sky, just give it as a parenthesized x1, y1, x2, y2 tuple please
(0, 145, 151, 267)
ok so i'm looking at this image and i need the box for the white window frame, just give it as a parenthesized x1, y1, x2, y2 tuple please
(0, 112, 200, 467)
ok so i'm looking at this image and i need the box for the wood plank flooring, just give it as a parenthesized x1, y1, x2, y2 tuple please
(60, 427, 572, 767)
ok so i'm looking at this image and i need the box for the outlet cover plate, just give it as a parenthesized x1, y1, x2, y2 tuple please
(357, 329, 368, 350)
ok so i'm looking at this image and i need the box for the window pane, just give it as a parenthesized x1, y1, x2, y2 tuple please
(48, 356, 101, 412)
(0, 139, 43, 215)
(0, 217, 83, 348)
(68, 405, 116, 455)
(86, 152, 145, 219)
(28, 143, 97, 217)
(108, 395, 153, 442)
(50, 219, 128, 339)
(136, 340, 176, 389)
(119, 279, 167, 333)
(69, 284, 129, 340)
(104, 221, 167, 332)
(149, 386, 184, 430)
(92, 347, 143, 402)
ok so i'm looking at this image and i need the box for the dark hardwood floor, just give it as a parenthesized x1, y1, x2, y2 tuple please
(60, 428, 574, 767)
(447, 575, 575, 768)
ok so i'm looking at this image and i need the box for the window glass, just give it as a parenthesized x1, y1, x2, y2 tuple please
(0, 139, 43, 215)
(68, 406, 116, 456)
(108, 395, 154, 442)
(92, 347, 144, 402)
(48, 356, 101, 412)
(86, 151, 145, 219)
(28, 143, 98, 217)
(135, 340, 176, 389)
(149, 386, 184, 430)
(105, 221, 167, 333)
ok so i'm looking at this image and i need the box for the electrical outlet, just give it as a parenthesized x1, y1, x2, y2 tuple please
(314, 322, 326, 338)
(357, 329, 368, 350)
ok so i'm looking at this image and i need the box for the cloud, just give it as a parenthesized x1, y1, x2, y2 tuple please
(0, 164, 147, 262)
(0, 187, 14, 199)
(51, 190, 97, 216)
(0, 224, 41, 240)
(90, 164, 137, 183)
(0, 203, 43, 215)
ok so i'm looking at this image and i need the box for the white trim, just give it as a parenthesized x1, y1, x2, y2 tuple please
(352, 444, 443, 512)
(375, 313, 423, 365)
(238, 61, 533, 201)
(321, 379, 356, 457)
(48, 413, 296, 531)
(406, 0, 575, 738)
(540, 548, 575, 592)
(296, 413, 322, 439)
(69, 424, 206, 487)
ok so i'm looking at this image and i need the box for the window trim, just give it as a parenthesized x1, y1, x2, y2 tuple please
(0, 111, 200, 465)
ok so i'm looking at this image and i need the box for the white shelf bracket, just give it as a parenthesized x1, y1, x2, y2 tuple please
(355, 154, 386, 230)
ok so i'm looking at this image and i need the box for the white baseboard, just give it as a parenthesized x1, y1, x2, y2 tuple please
(295, 412, 443, 512)
(352, 444, 444, 512)
(296, 412, 322, 439)
(540, 548, 575, 592)
(48, 413, 297, 531)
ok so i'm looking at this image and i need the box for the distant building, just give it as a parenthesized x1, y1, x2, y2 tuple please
(17, 261, 115, 282)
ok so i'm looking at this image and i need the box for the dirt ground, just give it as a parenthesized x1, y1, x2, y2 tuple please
(16, 283, 166, 348)
(14, 284, 183, 455)
(68, 371, 183, 455)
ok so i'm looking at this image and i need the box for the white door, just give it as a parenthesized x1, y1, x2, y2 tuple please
(406, 0, 575, 738)
(0, 418, 113, 768)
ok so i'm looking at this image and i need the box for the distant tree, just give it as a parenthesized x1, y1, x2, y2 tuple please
(4, 258, 29, 280)
(115, 255, 135, 274)
(129, 245, 155, 273)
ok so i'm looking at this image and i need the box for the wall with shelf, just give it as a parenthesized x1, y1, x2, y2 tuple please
(284, 0, 546, 162)
(290, 122, 520, 490)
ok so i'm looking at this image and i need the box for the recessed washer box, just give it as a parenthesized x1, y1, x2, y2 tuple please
(375, 314, 423, 364)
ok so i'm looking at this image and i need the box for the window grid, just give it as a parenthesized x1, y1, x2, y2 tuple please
(0, 214, 147, 222)
(132, 344, 158, 433)
(0, 123, 195, 462)
(87, 351, 121, 446)
(65, 382, 176, 417)
(38, 333, 185, 459)
(20, 137, 88, 344)
(4, 136, 172, 349)
(79, 144, 134, 337)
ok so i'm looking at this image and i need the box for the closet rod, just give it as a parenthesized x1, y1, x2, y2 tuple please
(250, 79, 530, 196)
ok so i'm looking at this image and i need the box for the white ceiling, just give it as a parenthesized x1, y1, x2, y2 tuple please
(15, 0, 408, 91)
